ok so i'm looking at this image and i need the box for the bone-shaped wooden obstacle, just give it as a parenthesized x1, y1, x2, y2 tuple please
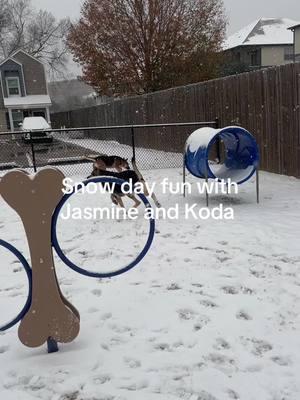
(0, 168, 80, 351)
(0, 168, 155, 354)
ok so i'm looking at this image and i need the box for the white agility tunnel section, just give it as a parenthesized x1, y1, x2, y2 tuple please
(185, 126, 260, 185)
(183, 126, 260, 204)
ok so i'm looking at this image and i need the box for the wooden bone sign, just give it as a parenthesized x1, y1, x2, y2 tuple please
(0, 168, 80, 350)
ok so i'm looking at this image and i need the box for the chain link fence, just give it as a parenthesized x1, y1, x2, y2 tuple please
(0, 121, 218, 177)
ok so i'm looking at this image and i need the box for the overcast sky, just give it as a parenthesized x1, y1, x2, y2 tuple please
(32, 0, 300, 35)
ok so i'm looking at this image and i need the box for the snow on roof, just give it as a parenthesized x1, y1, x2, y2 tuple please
(288, 23, 300, 30)
(22, 117, 50, 130)
(223, 18, 300, 50)
(4, 95, 52, 108)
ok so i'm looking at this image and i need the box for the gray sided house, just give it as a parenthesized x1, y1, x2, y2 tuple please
(288, 24, 300, 62)
(0, 49, 51, 132)
(223, 18, 300, 69)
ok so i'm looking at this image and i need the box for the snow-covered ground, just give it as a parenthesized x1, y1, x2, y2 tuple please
(0, 167, 300, 400)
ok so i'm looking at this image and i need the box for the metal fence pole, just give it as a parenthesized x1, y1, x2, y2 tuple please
(256, 168, 260, 204)
(131, 126, 136, 162)
(183, 150, 186, 197)
(30, 132, 37, 173)
(215, 117, 221, 163)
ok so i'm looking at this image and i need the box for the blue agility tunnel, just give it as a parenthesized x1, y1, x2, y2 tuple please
(185, 126, 259, 185)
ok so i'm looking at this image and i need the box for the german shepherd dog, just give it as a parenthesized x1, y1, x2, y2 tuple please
(89, 168, 149, 208)
(93, 155, 130, 172)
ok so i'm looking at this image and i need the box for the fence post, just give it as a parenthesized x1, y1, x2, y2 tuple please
(131, 126, 136, 162)
(215, 117, 221, 162)
(30, 132, 37, 173)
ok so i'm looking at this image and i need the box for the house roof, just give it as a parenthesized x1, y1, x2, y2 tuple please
(0, 49, 45, 67)
(11, 49, 45, 66)
(0, 57, 23, 67)
(288, 23, 300, 30)
(223, 18, 300, 50)
(4, 95, 52, 108)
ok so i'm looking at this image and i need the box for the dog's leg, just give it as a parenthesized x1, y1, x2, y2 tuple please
(140, 179, 149, 196)
(131, 159, 161, 207)
(127, 194, 141, 208)
(111, 194, 119, 206)
(117, 196, 125, 208)
(111, 194, 124, 208)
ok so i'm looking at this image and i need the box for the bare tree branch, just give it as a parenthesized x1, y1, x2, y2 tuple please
(0, 0, 71, 78)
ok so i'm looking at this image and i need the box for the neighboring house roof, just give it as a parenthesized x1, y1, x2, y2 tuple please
(0, 57, 23, 67)
(223, 18, 300, 50)
(0, 49, 44, 67)
(4, 95, 52, 108)
(288, 23, 300, 30)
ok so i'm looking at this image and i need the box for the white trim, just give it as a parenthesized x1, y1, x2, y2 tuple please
(4, 94, 51, 108)
(6, 76, 21, 97)
(46, 107, 51, 124)
(5, 103, 51, 110)
(0, 71, 5, 100)
(45, 73, 50, 95)
(8, 109, 14, 133)
(0, 57, 23, 67)
(11, 49, 45, 66)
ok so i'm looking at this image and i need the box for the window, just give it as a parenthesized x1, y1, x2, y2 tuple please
(250, 50, 259, 66)
(6, 77, 21, 96)
(284, 46, 294, 61)
(12, 110, 23, 129)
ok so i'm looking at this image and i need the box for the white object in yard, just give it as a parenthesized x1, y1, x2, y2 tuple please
(22, 117, 50, 131)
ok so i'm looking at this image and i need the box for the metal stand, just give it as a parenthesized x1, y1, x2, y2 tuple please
(131, 126, 136, 163)
(47, 337, 59, 353)
(183, 152, 186, 198)
(205, 170, 209, 207)
(256, 168, 260, 204)
(215, 117, 221, 163)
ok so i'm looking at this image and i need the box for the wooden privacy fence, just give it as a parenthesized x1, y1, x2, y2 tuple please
(52, 63, 300, 178)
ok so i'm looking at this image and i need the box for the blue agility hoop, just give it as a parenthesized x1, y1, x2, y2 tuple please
(51, 177, 155, 278)
(0, 239, 32, 332)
